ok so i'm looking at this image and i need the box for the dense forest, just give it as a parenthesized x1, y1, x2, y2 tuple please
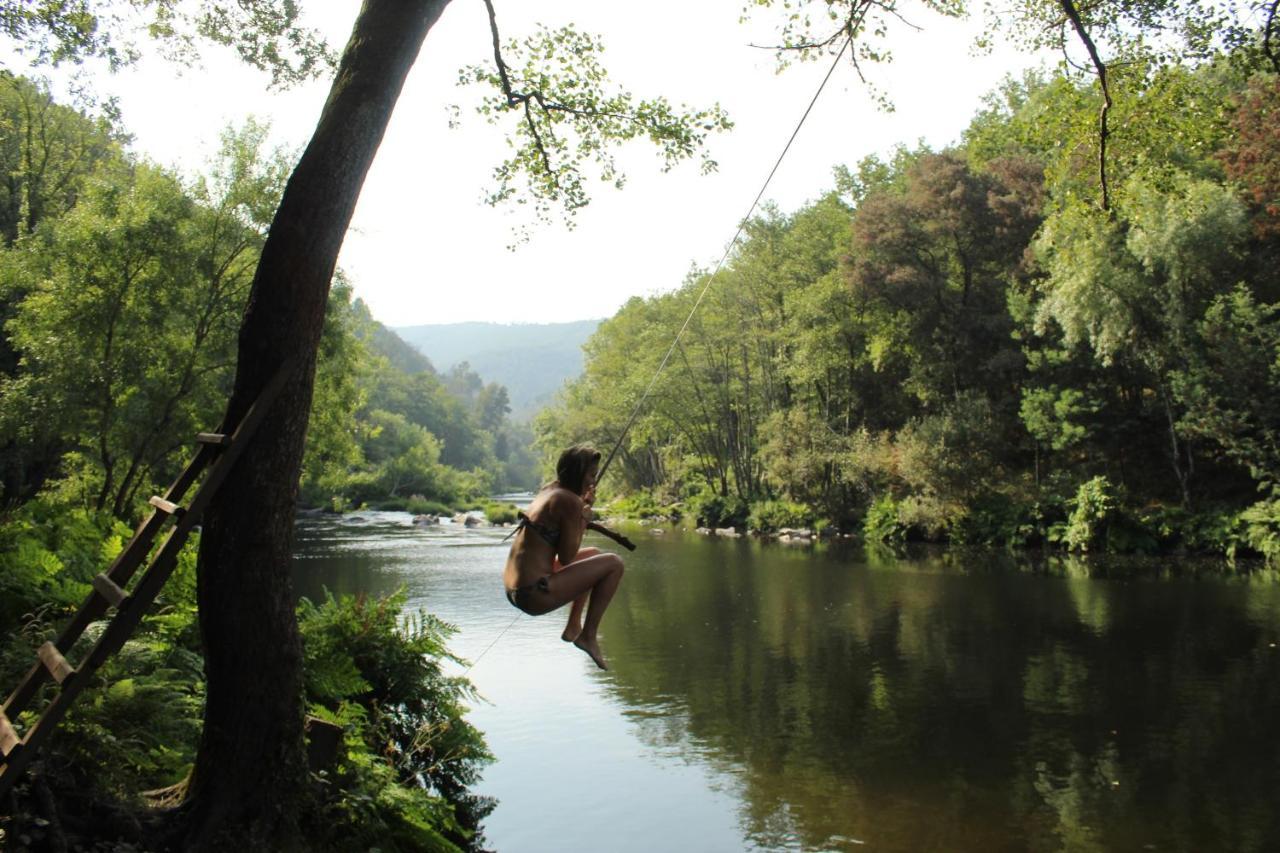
(540, 56, 1280, 561)
(2, 0, 1278, 846)
(0, 73, 537, 519)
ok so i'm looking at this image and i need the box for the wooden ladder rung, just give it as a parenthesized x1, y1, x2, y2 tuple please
(0, 712, 22, 759)
(0, 359, 298, 800)
(148, 496, 185, 517)
(37, 642, 76, 685)
(92, 574, 128, 608)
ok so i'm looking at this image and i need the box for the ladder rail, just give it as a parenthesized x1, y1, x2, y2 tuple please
(1, 441, 223, 724)
(0, 516, 200, 790)
(0, 358, 298, 799)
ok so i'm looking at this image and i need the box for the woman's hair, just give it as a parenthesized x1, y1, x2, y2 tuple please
(556, 445, 601, 495)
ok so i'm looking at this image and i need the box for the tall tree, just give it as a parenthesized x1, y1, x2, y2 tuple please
(185, 1, 728, 843)
(182, 5, 452, 844)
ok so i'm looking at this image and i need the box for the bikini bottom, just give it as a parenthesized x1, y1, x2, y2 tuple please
(505, 575, 551, 613)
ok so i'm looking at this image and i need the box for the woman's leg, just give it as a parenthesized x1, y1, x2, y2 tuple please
(558, 547, 600, 642)
(529, 551, 624, 669)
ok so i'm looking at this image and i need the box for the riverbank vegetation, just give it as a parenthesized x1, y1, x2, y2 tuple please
(0, 76, 500, 848)
(0, 500, 493, 850)
(540, 53, 1280, 562)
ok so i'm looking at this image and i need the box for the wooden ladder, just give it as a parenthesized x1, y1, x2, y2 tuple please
(0, 361, 296, 801)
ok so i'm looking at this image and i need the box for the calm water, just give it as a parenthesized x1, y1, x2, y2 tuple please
(291, 513, 1280, 853)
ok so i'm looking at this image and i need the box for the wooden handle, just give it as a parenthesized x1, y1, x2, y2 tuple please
(586, 521, 637, 551)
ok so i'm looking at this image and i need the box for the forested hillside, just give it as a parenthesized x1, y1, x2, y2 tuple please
(540, 61, 1280, 560)
(0, 76, 537, 519)
(396, 319, 599, 416)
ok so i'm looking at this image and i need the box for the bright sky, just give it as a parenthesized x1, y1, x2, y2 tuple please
(40, 1, 1047, 326)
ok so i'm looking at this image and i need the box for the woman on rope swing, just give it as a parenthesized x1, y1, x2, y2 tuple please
(503, 445, 626, 670)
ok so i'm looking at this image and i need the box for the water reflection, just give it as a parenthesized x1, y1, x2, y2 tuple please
(293, 517, 1280, 853)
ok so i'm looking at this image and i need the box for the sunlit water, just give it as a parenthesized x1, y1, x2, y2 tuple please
(292, 512, 1280, 853)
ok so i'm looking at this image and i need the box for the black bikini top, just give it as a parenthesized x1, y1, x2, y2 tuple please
(510, 510, 560, 548)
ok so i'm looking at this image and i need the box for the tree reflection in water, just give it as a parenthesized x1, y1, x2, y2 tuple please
(599, 537, 1280, 853)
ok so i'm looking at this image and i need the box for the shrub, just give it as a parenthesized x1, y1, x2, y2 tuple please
(0, 500, 131, 636)
(299, 591, 494, 852)
(1135, 504, 1244, 557)
(481, 501, 519, 525)
(608, 490, 674, 519)
(1056, 477, 1160, 554)
(685, 488, 748, 529)
(894, 393, 1000, 504)
(896, 492, 960, 541)
(863, 494, 907, 544)
(748, 499, 814, 533)
(406, 496, 453, 517)
(1240, 498, 1280, 563)
(1060, 476, 1116, 551)
(952, 493, 1048, 548)
(2, 527, 205, 806)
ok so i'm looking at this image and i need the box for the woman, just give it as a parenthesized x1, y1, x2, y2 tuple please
(503, 445, 625, 670)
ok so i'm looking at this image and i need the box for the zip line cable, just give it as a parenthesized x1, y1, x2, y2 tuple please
(596, 33, 854, 484)
(466, 36, 853, 676)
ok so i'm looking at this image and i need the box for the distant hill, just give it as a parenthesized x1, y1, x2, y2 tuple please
(394, 320, 600, 417)
(365, 318, 436, 375)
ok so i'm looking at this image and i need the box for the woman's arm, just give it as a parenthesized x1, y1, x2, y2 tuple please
(554, 490, 589, 565)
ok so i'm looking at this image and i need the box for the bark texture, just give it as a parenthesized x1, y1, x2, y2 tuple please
(180, 1, 452, 847)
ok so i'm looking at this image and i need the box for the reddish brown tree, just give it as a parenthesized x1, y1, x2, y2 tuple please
(1220, 75, 1280, 239)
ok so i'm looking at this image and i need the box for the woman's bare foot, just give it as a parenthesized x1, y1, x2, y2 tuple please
(561, 623, 582, 643)
(573, 636, 608, 670)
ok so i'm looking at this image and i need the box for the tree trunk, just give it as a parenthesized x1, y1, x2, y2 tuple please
(179, 1, 451, 847)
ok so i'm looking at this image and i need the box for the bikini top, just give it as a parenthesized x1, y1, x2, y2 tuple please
(510, 510, 560, 548)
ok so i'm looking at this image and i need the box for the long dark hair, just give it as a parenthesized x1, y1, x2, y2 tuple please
(556, 445, 601, 495)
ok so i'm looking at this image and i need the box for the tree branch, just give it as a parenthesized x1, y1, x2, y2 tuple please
(482, 0, 666, 198)
(482, 0, 520, 107)
(1059, 0, 1113, 212)
(482, 0, 559, 191)
(1264, 0, 1280, 75)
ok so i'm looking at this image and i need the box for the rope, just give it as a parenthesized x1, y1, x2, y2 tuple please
(597, 33, 853, 484)
(462, 609, 523, 676)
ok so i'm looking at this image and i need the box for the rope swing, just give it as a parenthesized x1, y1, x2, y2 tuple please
(464, 35, 854, 676)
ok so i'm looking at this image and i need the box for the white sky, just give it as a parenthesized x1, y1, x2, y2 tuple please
(32, 1, 1048, 326)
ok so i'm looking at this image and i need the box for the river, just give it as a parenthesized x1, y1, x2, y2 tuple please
(291, 512, 1280, 853)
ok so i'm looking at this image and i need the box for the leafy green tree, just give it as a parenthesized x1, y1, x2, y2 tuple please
(1172, 285, 1280, 490)
(1032, 171, 1250, 502)
(1019, 385, 1099, 486)
(0, 0, 332, 84)
(362, 410, 449, 498)
(0, 73, 124, 245)
(0, 72, 127, 410)
(0, 122, 285, 514)
(458, 4, 730, 240)
(847, 152, 1041, 407)
(475, 382, 509, 433)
